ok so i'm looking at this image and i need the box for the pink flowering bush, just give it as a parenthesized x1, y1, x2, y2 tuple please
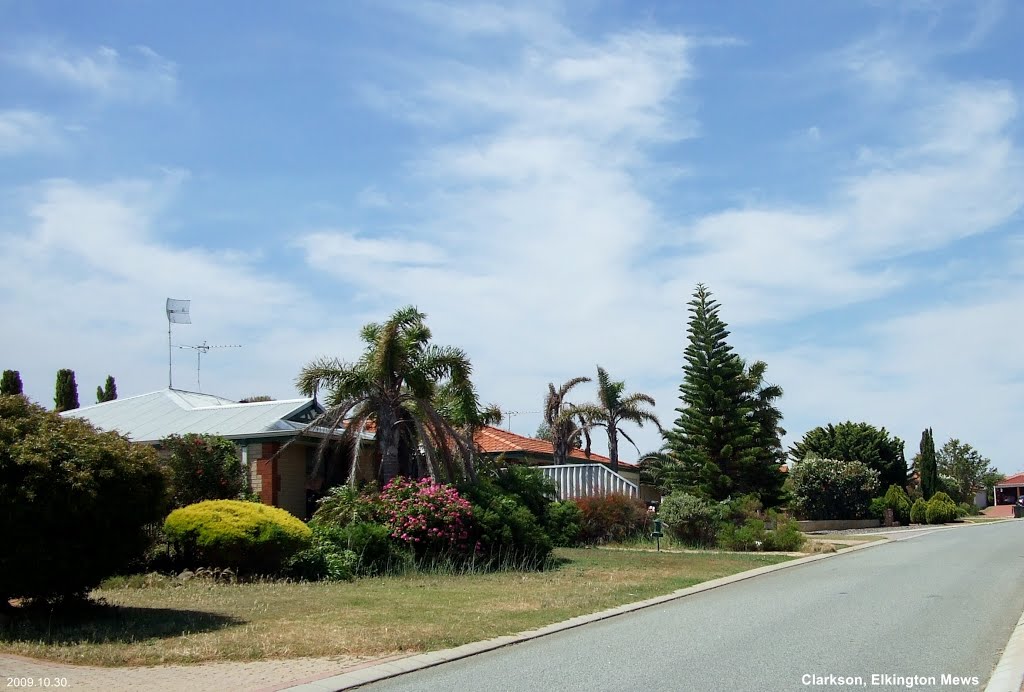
(379, 477, 475, 559)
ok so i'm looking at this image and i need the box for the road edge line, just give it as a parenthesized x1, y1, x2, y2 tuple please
(985, 607, 1024, 692)
(283, 539, 887, 691)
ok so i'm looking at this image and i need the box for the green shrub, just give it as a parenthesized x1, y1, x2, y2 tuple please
(0, 396, 168, 602)
(762, 514, 806, 551)
(458, 474, 555, 569)
(311, 484, 381, 527)
(285, 524, 357, 582)
(957, 502, 979, 517)
(575, 493, 651, 545)
(492, 465, 557, 519)
(719, 494, 763, 525)
(161, 434, 244, 508)
(870, 485, 912, 525)
(659, 492, 720, 547)
(719, 518, 766, 551)
(546, 500, 583, 547)
(925, 492, 958, 525)
(883, 485, 912, 524)
(790, 456, 880, 520)
(868, 496, 887, 521)
(333, 521, 412, 576)
(163, 500, 311, 575)
(910, 498, 928, 524)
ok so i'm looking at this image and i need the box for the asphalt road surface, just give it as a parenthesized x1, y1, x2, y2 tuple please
(365, 522, 1024, 692)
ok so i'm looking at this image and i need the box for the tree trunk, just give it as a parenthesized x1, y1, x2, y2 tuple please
(378, 409, 401, 484)
(608, 427, 619, 474)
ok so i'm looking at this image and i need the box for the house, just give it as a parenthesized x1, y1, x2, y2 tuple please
(473, 425, 649, 501)
(473, 425, 640, 483)
(994, 473, 1024, 507)
(62, 389, 376, 519)
(63, 390, 648, 516)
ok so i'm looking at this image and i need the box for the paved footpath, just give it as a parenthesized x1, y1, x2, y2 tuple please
(0, 653, 399, 691)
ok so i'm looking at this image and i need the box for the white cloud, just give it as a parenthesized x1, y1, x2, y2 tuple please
(397, 1, 565, 40)
(296, 5, 1024, 471)
(7, 43, 178, 102)
(0, 175, 370, 406)
(0, 110, 61, 155)
(298, 230, 447, 272)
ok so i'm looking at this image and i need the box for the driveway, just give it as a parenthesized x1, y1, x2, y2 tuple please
(361, 521, 1024, 691)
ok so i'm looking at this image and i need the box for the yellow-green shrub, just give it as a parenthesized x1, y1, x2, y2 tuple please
(925, 492, 958, 525)
(164, 500, 311, 575)
(910, 497, 927, 524)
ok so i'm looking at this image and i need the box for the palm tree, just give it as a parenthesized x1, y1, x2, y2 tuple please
(433, 380, 503, 471)
(296, 306, 478, 485)
(543, 377, 599, 466)
(587, 366, 662, 473)
(738, 358, 786, 505)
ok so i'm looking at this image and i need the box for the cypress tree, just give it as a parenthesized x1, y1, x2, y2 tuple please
(54, 369, 80, 412)
(96, 375, 117, 403)
(1, 370, 23, 396)
(664, 284, 757, 501)
(919, 427, 937, 499)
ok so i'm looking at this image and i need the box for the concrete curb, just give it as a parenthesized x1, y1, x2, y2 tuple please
(985, 608, 1024, 692)
(283, 539, 888, 691)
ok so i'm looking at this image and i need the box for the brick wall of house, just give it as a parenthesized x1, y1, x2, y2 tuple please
(276, 445, 306, 519)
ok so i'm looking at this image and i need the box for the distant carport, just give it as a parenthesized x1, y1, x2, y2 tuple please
(994, 472, 1024, 508)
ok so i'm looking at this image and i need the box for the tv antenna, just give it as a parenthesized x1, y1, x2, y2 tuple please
(176, 341, 241, 392)
(504, 410, 541, 431)
(166, 298, 191, 388)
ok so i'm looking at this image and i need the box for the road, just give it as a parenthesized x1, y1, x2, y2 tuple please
(365, 522, 1024, 691)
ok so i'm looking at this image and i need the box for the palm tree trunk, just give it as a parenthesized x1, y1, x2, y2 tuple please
(608, 427, 619, 474)
(378, 409, 401, 484)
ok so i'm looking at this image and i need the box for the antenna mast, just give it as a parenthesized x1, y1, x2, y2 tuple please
(165, 298, 191, 388)
(176, 340, 242, 392)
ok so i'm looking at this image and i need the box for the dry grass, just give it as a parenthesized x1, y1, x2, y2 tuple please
(0, 548, 789, 667)
(807, 533, 887, 543)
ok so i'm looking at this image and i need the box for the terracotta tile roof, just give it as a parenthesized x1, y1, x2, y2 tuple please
(996, 473, 1024, 487)
(473, 425, 637, 470)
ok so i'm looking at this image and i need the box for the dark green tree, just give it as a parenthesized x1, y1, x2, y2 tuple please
(96, 375, 117, 403)
(162, 433, 244, 508)
(0, 395, 166, 602)
(739, 359, 787, 506)
(918, 427, 938, 499)
(54, 368, 79, 412)
(0, 370, 23, 396)
(936, 438, 995, 504)
(789, 421, 907, 491)
(663, 284, 757, 501)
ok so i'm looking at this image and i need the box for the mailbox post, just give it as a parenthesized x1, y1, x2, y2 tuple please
(652, 517, 663, 552)
(646, 500, 663, 552)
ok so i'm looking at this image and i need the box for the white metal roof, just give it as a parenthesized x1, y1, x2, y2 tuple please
(62, 389, 320, 443)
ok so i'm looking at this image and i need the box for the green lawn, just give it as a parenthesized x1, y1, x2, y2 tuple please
(0, 548, 791, 667)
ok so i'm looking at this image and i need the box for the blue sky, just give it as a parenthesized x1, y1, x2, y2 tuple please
(2, 1, 1022, 472)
